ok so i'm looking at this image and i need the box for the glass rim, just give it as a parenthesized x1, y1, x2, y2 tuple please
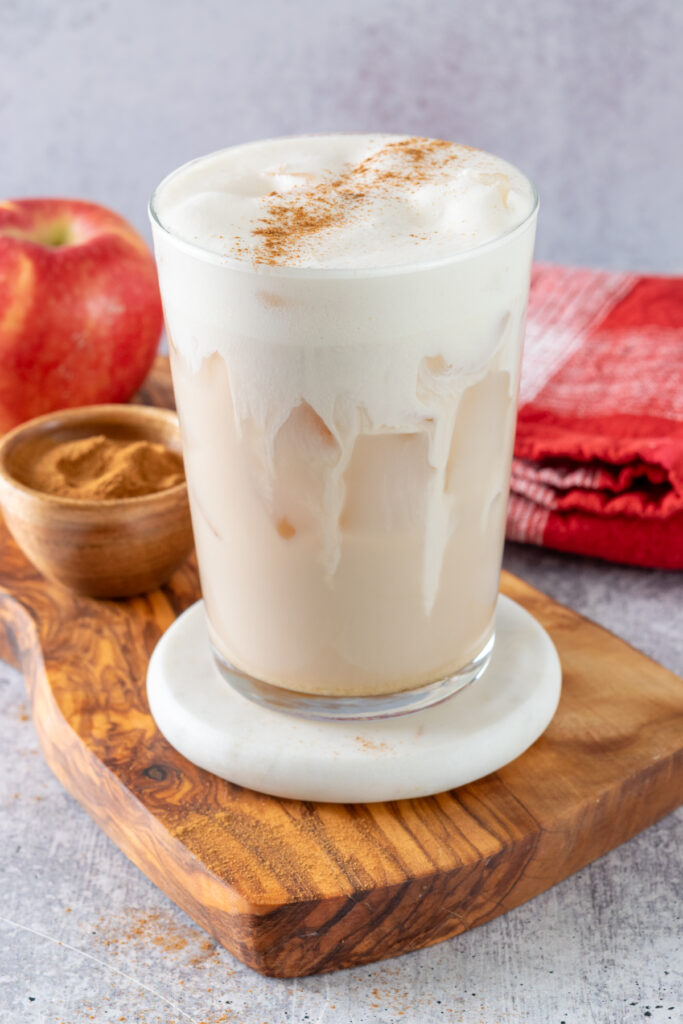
(148, 134, 540, 279)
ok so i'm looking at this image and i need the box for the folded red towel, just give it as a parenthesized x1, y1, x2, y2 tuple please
(507, 265, 683, 568)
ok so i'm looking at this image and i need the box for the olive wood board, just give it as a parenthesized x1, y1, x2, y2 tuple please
(0, 356, 681, 978)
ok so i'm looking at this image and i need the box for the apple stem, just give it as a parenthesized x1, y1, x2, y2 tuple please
(41, 220, 72, 246)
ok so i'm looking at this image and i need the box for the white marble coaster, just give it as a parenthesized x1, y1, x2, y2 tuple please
(147, 597, 561, 803)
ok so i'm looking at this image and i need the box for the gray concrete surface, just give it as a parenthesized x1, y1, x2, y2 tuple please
(2, 0, 682, 272)
(1, 545, 681, 1024)
(1, 2, 682, 1020)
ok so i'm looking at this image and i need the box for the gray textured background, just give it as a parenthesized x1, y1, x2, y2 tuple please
(2, 0, 682, 271)
(1, 3, 682, 1022)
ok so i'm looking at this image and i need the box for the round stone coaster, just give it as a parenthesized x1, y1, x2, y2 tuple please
(147, 597, 561, 803)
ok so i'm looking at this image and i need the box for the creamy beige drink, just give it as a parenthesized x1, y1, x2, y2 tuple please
(150, 135, 537, 715)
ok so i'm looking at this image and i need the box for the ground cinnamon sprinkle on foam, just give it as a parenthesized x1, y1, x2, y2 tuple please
(249, 136, 464, 266)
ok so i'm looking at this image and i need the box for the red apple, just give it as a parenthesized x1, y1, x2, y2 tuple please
(0, 198, 163, 432)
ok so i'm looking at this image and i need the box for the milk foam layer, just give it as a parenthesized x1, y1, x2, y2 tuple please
(151, 136, 538, 697)
(154, 134, 535, 269)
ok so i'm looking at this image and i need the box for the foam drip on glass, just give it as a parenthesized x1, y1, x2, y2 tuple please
(149, 134, 539, 720)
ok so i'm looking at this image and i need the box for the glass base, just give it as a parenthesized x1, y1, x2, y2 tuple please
(211, 633, 495, 721)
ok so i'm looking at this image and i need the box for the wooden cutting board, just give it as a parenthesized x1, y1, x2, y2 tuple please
(0, 356, 681, 978)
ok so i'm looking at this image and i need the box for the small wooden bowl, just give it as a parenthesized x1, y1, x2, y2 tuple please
(0, 404, 194, 598)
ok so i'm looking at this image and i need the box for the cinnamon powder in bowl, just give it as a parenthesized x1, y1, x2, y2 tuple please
(20, 433, 184, 501)
(0, 404, 194, 597)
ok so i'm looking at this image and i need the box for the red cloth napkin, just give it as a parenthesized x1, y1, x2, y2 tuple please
(507, 264, 683, 568)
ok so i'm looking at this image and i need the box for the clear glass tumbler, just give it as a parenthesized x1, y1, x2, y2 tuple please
(150, 141, 538, 720)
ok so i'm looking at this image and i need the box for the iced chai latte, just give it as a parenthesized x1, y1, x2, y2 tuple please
(150, 135, 537, 717)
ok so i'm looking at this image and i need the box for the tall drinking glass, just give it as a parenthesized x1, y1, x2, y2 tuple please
(149, 136, 538, 719)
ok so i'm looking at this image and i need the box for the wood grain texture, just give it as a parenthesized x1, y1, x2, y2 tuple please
(0, 355, 681, 978)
